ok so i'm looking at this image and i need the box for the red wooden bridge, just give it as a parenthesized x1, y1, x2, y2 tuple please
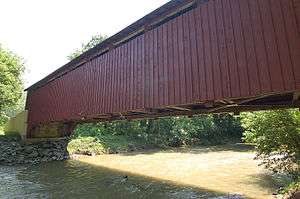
(25, 0, 300, 138)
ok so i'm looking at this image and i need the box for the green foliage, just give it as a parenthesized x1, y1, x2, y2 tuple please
(0, 45, 24, 126)
(136, 115, 242, 147)
(73, 123, 108, 137)
(0, 114, 9, 127)
(140, 118, 175, 147)
(186, 114, 243, 145)
(68, 34, 107, 60)
(241, 110, 300, 177)
(70, 114, 243, 154)
(68, 122, 152, 155)
(279, 177, 300, 198)
(4, 93, 26, 118)
(68, 137, 107, 155)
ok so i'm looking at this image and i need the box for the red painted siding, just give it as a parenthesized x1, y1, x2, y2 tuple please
(294, 0, 300, 32)
(27, 0, 300, 130)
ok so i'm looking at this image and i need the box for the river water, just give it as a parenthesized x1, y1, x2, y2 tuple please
(0, 145, 289, 199)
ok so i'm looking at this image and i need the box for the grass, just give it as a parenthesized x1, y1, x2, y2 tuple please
(67, 134, 153, 155)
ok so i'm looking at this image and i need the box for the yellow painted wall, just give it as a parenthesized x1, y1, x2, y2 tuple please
(4, 110, 28, 139)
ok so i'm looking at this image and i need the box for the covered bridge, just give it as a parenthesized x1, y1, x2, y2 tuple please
(25, 0, 300, 138)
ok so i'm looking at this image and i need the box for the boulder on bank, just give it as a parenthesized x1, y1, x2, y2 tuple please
(0, 137, 69, 165)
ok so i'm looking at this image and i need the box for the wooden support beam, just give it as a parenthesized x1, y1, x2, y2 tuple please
(235, 94, 273, 105)
(224, 99, 235, 104)
(204, 102, 214, 108)
(218, 100, 228, 104)
(208, 104, 237, 113)
(167, 106, 191, 111)
(119, 113, 126, 120)
(293, 92, 300, 103)
(130, 110, 149, 115)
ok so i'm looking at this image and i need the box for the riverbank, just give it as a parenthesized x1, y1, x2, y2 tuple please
(0, 133, 240, 165)
(67, 134, 157, 156)
(0, 136, 69, 165)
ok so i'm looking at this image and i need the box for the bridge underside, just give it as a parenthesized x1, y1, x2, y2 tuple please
(78, 91, 300, 123)
(28, 91, 300, 138)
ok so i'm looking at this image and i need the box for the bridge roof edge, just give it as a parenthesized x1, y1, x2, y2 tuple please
(25, 0, 204, 92)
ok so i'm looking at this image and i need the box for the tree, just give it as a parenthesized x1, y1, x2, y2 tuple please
(0, 45, 24, 126)
(241, 110, 300, 178)
(67, 34, 107, 60)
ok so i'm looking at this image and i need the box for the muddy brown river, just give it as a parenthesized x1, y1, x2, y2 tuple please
(0, 145, 289, 199)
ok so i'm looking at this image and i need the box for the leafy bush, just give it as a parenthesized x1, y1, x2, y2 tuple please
(67, 137, 104, 155)
(70, 113, 243, 152)
(68, 135, 146, 155)
(68, 123, 153, 155)
(241, 109, 300, 178)
(189, 114, 243, 145)
(73, 123, 107, 137)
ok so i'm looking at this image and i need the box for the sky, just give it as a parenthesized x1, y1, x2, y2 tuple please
(0, 0, 169, 88)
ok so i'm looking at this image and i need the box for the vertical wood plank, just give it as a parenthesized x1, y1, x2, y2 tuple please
(208, 1, 223, 99)
(189, 10, 200, 101)
(215, 0, 231, 98)
(230, 0, 251, 96)
(270, 0, 295, 91)
(167, 21, 175, 105)
(157, 26, 164, 106)
(177, 16, 187, 104)
(258, 0, 284, 91)
(163, 24, 169, 106)
(194, 5, 207, 100)
(222, 0, 241, 97)
(200, 3, 214, 100)
(239, 0, 261, 95)
(183, 13, 193, 103)
(281, 0, 300, 88)
(153, 28, 159, 108)
(148, 30, 154, 108)
(172, 19, 181, 105)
